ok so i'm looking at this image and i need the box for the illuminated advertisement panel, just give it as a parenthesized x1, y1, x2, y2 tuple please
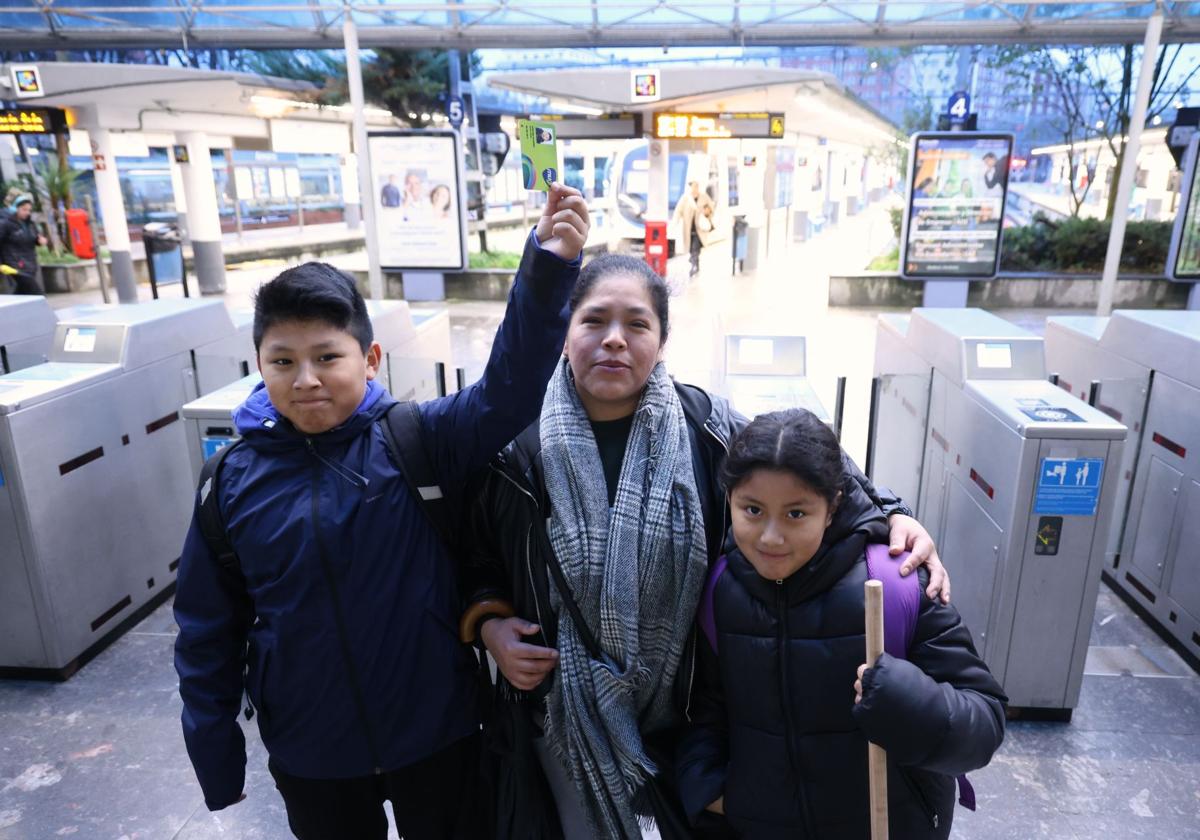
(901, 133, 1013, 279)
(367, 131, 466, 272)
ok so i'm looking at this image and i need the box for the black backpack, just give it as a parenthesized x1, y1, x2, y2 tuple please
(194, 400, 455, 573)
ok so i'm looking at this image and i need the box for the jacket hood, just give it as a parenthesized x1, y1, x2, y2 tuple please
(233, 377, 393, 447)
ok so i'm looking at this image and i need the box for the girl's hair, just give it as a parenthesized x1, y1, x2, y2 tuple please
(720, 409, 845, 508)
(568, 253, 670, 345)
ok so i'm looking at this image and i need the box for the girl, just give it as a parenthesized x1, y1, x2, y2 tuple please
(459, 254, 949, 840)
(677, 409, 1007, 839)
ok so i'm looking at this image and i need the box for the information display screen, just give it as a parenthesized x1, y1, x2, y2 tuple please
(1169, 136, 1200, 281)
(367, 131, 465, 272)
(901, 133, 1013, 279)
(63, 327, 97, 354)
(652, 112, 784, 140)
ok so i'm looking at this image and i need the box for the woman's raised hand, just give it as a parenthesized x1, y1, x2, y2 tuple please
(535, 183, 590, 263)
(480, 616, 560, 691)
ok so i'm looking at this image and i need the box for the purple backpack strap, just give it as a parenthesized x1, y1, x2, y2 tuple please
(863, 543, 920, 660)
(698, 555, 729, 654)
(864, 543, 977, 813)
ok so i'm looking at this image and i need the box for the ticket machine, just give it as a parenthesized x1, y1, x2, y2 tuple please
(1045, 311, 1200, 667)
(0, 299, 234, 676)
(869, 308, 1126, 714)
(0, 295, 58, 373)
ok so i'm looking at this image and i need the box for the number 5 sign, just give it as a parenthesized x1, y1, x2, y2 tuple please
(447, 96, 465, 129)
(947, 91, 970, 126)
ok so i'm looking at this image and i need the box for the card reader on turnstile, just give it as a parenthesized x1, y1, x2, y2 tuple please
(869, 308, 1126, 715)
(0, 299, 234, 677)
(0, 295, 58, 373)
(1046, 310, 1200, 668)
(720, 331, 837, 428)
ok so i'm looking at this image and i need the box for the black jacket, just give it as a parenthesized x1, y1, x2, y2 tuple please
(0, 213, 39, 279)
(676, 507, 1007, 839)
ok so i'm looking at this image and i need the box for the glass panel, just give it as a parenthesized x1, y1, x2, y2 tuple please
(0, 0, 51, 31)
(877, 1, 969, 24)
(192, 0, 316, 29)
(44, 0, 183, 29)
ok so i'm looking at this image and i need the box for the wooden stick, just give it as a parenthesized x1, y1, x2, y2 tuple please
(865, 579, 888, 840)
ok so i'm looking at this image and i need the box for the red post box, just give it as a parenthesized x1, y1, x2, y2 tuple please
(66, 208, 95, 259)
(643, 220, 667, 277)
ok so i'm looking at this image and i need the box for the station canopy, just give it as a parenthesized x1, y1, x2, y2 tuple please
(0, 1, 1196, 50)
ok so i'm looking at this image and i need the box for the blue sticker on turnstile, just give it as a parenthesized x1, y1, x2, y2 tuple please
(1035, 458, 1105, 516)
(201, 437, 236, 460)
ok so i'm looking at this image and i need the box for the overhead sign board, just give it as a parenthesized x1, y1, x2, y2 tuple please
(10, 64, 43, 98)
(1167, 134, 1200, 282)
(528, 113, 640, 140)
(631, 69, 661, 103)
(367, 130, 466, 272)
(652, 112, 785, 140)
(0, 107, 65, 135)
(900, 132, 1013, 280)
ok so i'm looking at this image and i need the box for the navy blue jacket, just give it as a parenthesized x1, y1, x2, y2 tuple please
(677, 497, 1006, 839)
(174, 232, 580, 811)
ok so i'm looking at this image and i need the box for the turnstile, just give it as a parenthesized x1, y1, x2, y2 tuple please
(0, 299, 235, 676)
(1045, 311, 1200, 667)
(869, 308, 1126, 715)
(719, 330, 840, 431)
(0, 295, 58, 373)
(194, 309, 255, 395)
(180, 303, 454, 478)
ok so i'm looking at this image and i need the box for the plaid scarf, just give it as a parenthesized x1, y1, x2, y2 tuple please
(540, 359, 708, 838)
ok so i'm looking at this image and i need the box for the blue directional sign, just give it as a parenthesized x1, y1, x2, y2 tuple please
(947, 91, 971, 126)
(447, 96, 465, 128)
(1035, 457, 1105, 516)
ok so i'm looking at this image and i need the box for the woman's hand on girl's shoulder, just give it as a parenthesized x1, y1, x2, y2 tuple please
(480, 616, 560, 691)
(886, 513, 950, 604)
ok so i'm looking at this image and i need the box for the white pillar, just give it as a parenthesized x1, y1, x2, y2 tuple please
(89, 127, 137, 302)
(647, 138, 669, 222)
(341, 151, 362, 229)
(168, 147, 189, 240)
(1097, 6, 1164, 316)
(176, 131, 226, 295)
(344, 12, 384, 300)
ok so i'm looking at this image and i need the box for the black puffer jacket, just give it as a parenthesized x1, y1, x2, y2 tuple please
(0, 213, 39, 281)
(676, 503, 1006, 839)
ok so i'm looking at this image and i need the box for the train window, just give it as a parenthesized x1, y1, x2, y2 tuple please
(594, 156, 611, 198)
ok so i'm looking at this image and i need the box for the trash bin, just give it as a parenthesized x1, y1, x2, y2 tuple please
(142, 222, 189, 299)
(731, 215, 749, 274)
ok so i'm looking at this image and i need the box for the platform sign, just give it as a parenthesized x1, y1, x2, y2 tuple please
(0, 107, 64, 135)
(900, 132, 1012, 280)
(528, 113, 640, 140)
(947, 91, 971, 127)
(367, 130, 466, 272)
(653, 112, 785, 140)
(1035, 457, 1105, 516)
(1167, 134, 1200, 281)
(447, 96, 465, 129)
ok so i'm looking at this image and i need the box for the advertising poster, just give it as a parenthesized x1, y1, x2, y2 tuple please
(1168, 135, 1200, 281)
(367, 131, 465, 272)
(901, 133, 1013, 279)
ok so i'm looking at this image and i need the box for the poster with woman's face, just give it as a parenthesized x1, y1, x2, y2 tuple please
(367, 132, 465, 271)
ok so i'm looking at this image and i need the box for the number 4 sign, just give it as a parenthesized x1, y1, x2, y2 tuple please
(947, 91, 970, 126)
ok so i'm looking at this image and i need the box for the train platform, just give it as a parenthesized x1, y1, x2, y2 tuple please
(3, 203, 1197, 840)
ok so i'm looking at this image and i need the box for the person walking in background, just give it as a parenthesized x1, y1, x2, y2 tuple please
(0, 194, 47, 294)
(673, 180, 716, 277)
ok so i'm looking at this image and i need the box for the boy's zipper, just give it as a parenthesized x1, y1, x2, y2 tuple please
(898, 767, 940, 829)
(306, 438, 384, 774)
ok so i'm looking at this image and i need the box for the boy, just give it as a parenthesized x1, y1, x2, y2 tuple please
(174, 185, 589, 839)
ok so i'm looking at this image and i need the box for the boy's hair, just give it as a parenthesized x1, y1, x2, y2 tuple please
(720, 408, 845, 508)
(253, 261, 373, 353)
(569, 252, 670, 345)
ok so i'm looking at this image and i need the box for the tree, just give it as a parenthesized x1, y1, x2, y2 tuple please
(31, 155, 81, 257)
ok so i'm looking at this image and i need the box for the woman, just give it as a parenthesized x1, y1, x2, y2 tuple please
(0, 194, 46, 294)
(459, 253, 947, 840)
(672, 181, 715, 277)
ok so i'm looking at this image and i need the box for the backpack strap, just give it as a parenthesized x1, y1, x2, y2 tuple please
(378, 400, 454, 549)
(698, 554, 729, 654)
(864, 542, 921, 660)
(196, 439, 245, 574)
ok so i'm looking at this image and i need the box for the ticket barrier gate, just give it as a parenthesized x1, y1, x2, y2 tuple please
(868, 308, 1126, 715)
(0, 295, 58, 373)
(1045, 311, 1200, 668)
(0, 299, 236, 677)
(194, 309, 255, 396)
(181, 303, 455, 479)
(719, 331, 844, 435)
